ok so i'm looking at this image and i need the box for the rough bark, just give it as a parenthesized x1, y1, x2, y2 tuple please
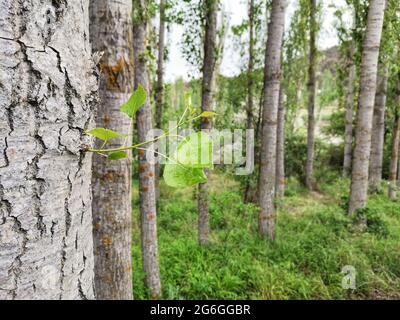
(198, 0, 218, 246)
(305, 0, 317, 190)
(275, 86, 285, 198)
(244, 0, 255, 204)
(369, 63, 388, 192)
(0, 0, 98, 300)
(89, 0, 134, 300)
(348, 0, 386, 215)
(343, 46, 356, 177)
(389, 112, 400, 200)
(154, 0, 166, 201)
(133, 0, 161, 298)
(258, 0, 286, 240)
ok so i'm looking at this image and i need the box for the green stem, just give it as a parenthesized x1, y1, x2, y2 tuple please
(87, 114, 203, 154)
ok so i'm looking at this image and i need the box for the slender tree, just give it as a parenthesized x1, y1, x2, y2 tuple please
(343, 45, 356, 177)
(133, 0, 162, 298)
(369, 63, 389, 192)
(258, 0, 287, 239)
(89, 0, 134, 299)
(305, 0, 318, 190)
(348, 0, 386, 215)
(275, 86, 285, 198)
(155, 0, 166, 200)
(0, 0, 97, 299)
(198, 0, 219, 246)
(244, 0, 256, 203)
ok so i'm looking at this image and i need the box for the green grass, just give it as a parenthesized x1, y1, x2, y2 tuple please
(132, 174, 400, 300)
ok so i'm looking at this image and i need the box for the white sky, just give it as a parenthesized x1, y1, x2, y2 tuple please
(165, 0, 348, 82)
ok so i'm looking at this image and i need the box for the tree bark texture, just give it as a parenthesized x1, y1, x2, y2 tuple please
(343, 46, 356, 177)
(198, 0, 219, 246)
(133, 0, 161, 299)
(389, 76, 400, 200)
(89, 0, 134, 300)
(0, 0, 98, 299)
(369, 63, 388, 192)
(258, 0, 286, 240)
(155, 0, 166, 201)
(275, 86, 285, 198)
(348, 0, 386, 215)
(305, 0, 317, 190)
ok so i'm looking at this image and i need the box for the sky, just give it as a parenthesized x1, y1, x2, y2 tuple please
(165, 0, 348, 82)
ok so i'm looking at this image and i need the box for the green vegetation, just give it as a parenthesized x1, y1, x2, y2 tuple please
(132, 173, 400, 299)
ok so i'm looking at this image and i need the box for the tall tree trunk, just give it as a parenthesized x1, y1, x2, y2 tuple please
(389, 112, 400, 200)
(155, 0, 166, 201)
(0, 1, 97, 299)
(258, 0, 286, 240)
(244, 0, 255, 203)
(348, 0, 386, 215)
(198, 0, 219, 246)
(275, 86, 285, 198)
(89, 0, 134, 300)
(343, 46, 356, 177)
(305, 0, 317, 190)
(369, 64, 388, 192)
(133, 0, 161, 298)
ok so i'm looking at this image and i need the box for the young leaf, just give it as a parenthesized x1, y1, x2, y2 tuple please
(120, 85, 147, 118)
(163, 163, 207, 188)
(200, 111, 218, 118)
(108, 151, 128, 160)
(86, 128, 127, 142)
(174, 131, 213, 169)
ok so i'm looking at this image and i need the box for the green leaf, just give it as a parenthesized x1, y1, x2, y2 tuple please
(174, 132, 213, 168)
(163, 163, 207, 188)
(86, 128, 127, 142)
(108, 151, 128, 160)
(120, 85, 147, 118)
(200, 111, 218, 118)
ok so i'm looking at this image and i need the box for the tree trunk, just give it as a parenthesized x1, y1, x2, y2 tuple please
(0, 1, 97, 299)
(155, 0, 166, 201)
(348, 0, 386, 215)
(244, 0, 255, 204)
(133, 0, 161, 298)
(343, 46, 356, 177)
(198, 0, 219, 246)
(275, 86, 285, 198)
(258, 0, 286, 240)
(369, 64, 388, 192)
(305, 0, 317, 190)
(389, 112, 400, 200)
(89, 0, 134, 300)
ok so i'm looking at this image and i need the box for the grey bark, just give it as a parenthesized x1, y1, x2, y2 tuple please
(198, 0, 219, 246)
(343, 46, 356, 177)
(369, 63, 388, 192)
(244, 0, 255, 203)
(89, 0, 134, 300)
(348, 0, 386, 215)
(0, 0, 98, 299)
(305, 0, 317, 190)
(275, 86, 285, 198)
(258, 0, 286, 240)
(154, 0, 166, 201)
(133, 0, 161, 298)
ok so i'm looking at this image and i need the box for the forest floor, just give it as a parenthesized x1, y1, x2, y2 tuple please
(132, 172, 400, 300)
